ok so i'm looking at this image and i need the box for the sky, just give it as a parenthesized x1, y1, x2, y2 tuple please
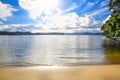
(0, 0, 111, 33)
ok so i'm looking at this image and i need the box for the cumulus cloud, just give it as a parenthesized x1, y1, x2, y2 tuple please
(18, 0, 61, 19)
(39, 13, 102, 33)
(78, 15, 95, 26)
(0, 24, 33, 32)
(19, 0, 46, 19)
(0, 1, 17, 21)
(18, 0, 79, 19)
(0, 0, 102, 33)
(0, 13, 102, 33)
(0, 12, 101, 33)
(40, 13, 100, 29)
(0, 25, 9, 31)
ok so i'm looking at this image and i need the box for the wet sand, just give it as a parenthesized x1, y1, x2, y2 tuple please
(0, 65, 120, 80)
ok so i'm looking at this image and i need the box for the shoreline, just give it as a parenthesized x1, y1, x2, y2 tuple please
(0, 64, 120, 80)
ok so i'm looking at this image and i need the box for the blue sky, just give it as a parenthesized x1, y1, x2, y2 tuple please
(0, 0, 111, 33)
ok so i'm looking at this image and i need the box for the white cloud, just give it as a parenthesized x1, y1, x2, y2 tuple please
(18, 0, 79, 20)
(0, 25, 9, 31)
(78, 15, 95, 26)
(0, 0, 102, 33)
(44, 9, 54, 15)
(33, 13, 102, 33)
(0, 24, 33, 32)
(18, 0, 61, 19)
(0, 1, 17, 21)
(63, 3, 78, 13)
(0, 13, 102, 33)
(80, 1, 99, 13)
(99, 0, 109, 8)
(87, 2, 95, 8)
(89, 7, 109, 16)
(0, 21, 3, 24)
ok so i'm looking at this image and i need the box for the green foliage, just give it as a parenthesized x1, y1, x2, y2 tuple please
(101, 0, 120, 38)
(109, 0, 120, 10)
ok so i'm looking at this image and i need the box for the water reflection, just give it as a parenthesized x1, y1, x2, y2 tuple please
(102, 39, 120, 64)
(26, 35, 105, 66)
(0, 36, 33, 66)
(0, 35, 120, 66)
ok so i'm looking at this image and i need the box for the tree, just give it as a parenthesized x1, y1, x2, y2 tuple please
(101, 0, 120, 39)
(109, 0, 120, 10)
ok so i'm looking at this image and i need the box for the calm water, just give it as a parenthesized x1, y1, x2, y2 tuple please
(0, 35, 120, 67)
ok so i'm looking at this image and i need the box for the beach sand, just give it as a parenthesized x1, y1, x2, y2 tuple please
(0, 65, 120, 80)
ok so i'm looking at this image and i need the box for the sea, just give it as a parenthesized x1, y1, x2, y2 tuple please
(0, 35, 120, 67)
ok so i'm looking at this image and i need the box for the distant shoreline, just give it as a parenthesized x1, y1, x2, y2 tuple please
(0, 31, 102, 35)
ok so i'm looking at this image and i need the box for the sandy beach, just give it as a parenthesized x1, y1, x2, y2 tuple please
(0, 65, 120, 80)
